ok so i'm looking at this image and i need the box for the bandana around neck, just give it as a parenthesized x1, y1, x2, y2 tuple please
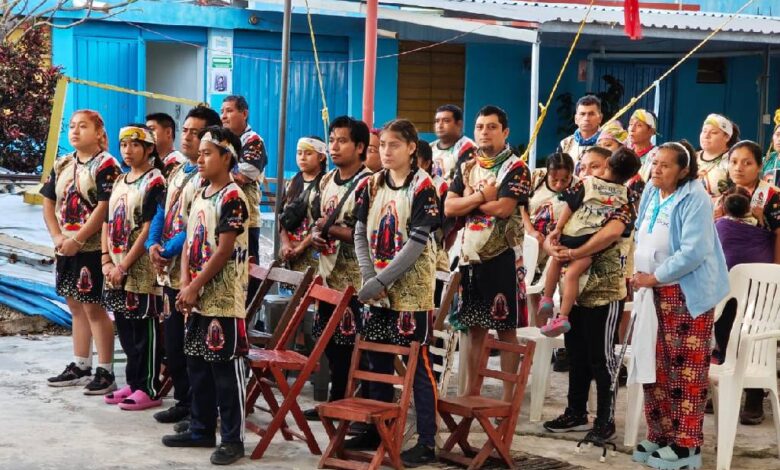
(574, 129, 600, 146)
(475, 145, 513, 170)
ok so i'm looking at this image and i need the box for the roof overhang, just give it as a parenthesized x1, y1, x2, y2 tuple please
(249, 0, 538, 44)
(376, 0, 780, 49)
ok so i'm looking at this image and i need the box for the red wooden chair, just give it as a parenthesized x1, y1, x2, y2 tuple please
(317, 336, 420, 470)
(438, 337, 536, 469)
(157, 262, 292, 400)
(244, 263, 314, 418)
(245, 262, 315, 349)
(244, 276, 355, 460)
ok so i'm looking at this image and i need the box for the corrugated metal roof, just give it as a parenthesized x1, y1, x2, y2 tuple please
(380, 0, 780, 35)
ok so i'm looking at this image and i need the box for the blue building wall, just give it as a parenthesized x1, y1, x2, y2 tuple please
(651, 0, 776, 15)
(48, 0, 779, 171)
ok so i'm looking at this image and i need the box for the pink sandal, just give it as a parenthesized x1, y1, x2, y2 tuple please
(118, 389, 162, 411)
(541, 316, 571, 337)
(104, 385, 132, 405)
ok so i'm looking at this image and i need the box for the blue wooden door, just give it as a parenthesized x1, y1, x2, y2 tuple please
(233, 47, 348, 179)
(592, 61, 675, 142)
(70, 34, 141, 159)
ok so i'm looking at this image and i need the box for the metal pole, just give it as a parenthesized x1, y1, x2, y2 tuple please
(528, 36, 540, 171)
(362, 0, 378, 126)
(273, 0, 292, 257)
(758, 46, 770, 149)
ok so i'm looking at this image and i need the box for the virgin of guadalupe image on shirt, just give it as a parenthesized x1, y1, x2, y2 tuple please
(162, 196, 183, 242)
(432, 156, 445, 179)
(371, 200, 403, 269)
(109, 195, 129, 254)
(62, 183, 89, 231)
(322, 195, 340, 255)
(467, 177, 495, 231)
(188, 211, 212, 280)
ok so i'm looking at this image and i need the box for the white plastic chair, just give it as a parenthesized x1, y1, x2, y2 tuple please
(517, 237, 564, 422)
(709, 264, 780, 470)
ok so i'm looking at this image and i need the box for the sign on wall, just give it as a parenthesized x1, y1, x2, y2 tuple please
(209, 32, 233, 94)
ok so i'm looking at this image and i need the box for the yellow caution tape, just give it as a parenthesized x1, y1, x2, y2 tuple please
(65, 76, 208, 107)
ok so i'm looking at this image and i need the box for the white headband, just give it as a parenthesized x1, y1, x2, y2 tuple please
(704, 114, 734, 139)
(667, 142, 691, 168)
(297, 137, 327, 155)
(201, 131, 237, 158)
(630, 109, 657, 131)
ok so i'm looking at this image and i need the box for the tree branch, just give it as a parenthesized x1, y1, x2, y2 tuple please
(3, 0, 136, 44)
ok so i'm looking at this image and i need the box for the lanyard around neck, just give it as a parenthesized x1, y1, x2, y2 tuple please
(647, 190, 676, 234)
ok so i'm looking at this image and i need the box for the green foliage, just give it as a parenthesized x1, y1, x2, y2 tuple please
(0, 27, 62, 173)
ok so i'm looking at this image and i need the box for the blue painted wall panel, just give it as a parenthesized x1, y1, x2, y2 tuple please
(233, 45, 349, 179)
(671, 55, 763, 145)
(69, 35, 141, 158)
(463, 43, 530, 152)
(592, 60, 675, 141)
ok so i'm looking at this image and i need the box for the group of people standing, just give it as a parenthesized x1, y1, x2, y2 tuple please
(524, 95, 778, 470)
(39, 88, 778, 469)
(41, 98, 265, 465)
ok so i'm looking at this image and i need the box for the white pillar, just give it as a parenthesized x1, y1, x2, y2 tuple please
(529, 35, 541, 171)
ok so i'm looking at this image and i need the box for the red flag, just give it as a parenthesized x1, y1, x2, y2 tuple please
(624, 0, 642, 40)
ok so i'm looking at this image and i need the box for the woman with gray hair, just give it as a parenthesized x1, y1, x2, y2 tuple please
(631, 140, 728, 470)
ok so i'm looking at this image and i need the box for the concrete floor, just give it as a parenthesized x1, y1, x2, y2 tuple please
(1, 335, 778, 469)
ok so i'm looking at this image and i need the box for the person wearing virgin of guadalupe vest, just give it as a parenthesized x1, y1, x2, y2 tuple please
(351, 119, 440, 464)
(558, 95, 603, 166)
(278, 136, 328, 273)
(146, 112, 185, 178)
(445, 106, 531, 403)
(220, 95, 268, 308)
(628, 109, 660, 182)
(305, 116, 372, 419)
(41, 109, 121, 392)
(430, 104, 476, 183)
(145, 105, 221, 424)
(102, 125, 166, 411)
(163, 127, 250, 465)
(525, 152, 578, 284)
(697, 113, 739, 198)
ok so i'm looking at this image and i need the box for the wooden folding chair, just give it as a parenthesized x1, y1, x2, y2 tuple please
(245, 262, 315, 349)
(244, 263, 314, 417)
(244, 277, 355, 460)
(438, 337, 536, 470)
(317, 336, 420, 470)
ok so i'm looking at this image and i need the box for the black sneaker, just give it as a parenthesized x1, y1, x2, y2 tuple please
(83, 367, 117, 395)
(174, 420, 190, 433)
(401, 442, 436, 467)
(210, 442, 245, 465)
(348, 422, 372, 436)
(303, 407, 320, 421)
(47, 363, 92, 387)
(740, 391, 766, 425)
(583, 419, 616, 443)
(161, 431, 216, 448)
(344, 430, 381, 450)
(552, 349, 570, 373)
(543, 410, 591, 433)
(154, 405, 190, 423)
